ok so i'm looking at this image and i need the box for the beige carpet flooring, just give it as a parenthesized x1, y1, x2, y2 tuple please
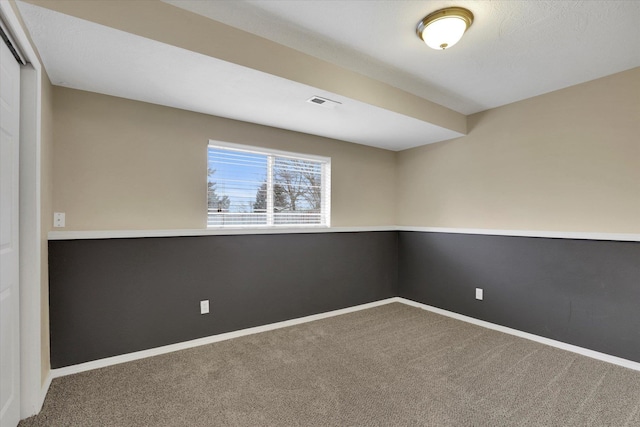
(19, 302, 640, 426)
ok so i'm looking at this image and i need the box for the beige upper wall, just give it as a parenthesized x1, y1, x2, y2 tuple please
(397, 67, 640, 233)
(54, 68, 639, 233)
(53, 87, 397, 230)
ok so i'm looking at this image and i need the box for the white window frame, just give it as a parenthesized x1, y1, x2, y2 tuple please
(207, 140, 331, 228)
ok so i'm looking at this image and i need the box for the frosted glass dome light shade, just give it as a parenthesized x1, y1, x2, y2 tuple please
(421, 17, 467, 50)
(416, 7, 474, 50)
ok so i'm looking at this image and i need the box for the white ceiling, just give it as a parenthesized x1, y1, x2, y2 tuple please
(17, 1, 640, 151)
(17, 2, 462, 151)
(165, 0, 640, 115)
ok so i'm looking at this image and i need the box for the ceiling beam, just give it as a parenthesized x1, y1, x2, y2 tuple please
(22, 0, 467, 135)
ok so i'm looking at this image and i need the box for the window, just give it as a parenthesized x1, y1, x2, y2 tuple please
(207, 141, 331, 227)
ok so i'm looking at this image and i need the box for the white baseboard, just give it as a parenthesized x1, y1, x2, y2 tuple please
(51, 296, 640, 381)
(397, 297, 640, 372)
(21, 370, 52, 420)
(51, 298, 398, 379)
(39, 372, 52, 410)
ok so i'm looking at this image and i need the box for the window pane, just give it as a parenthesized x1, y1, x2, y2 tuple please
(273, 157, 323, 225)
(207, 147, 268, 226)
(207, 143, 329, 228)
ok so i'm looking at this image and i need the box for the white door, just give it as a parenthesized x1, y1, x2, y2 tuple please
(0, 36, 21, 427)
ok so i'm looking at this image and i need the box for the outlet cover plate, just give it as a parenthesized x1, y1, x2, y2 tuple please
(200, 300, 210, 314)
(53, 212, 65, 228)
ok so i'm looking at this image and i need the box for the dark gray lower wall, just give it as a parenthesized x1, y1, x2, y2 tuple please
(49, 230, 640, 369)
(49, 232, 398, 368)
(398, 231, 640, 363)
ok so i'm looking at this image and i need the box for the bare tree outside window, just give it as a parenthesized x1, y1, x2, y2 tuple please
(273, 158, 322, 213)
(207, 168, 230, 212)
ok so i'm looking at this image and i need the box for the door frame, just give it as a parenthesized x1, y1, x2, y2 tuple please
(0, 0, 45, 419)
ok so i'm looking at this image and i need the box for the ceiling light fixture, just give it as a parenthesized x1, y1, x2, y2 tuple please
(416, 7, 474, 50)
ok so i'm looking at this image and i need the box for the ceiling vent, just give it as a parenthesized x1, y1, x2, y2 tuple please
(306, 96, 341, 109)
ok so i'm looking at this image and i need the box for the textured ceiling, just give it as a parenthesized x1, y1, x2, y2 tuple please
(16, 0, 640, 151)
(165, 0, 640, 114)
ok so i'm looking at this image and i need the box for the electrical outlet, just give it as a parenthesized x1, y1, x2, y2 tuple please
(53, 212, 65, 228)
(475, 288, 483, 301)
(200, 300, 210, 314)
